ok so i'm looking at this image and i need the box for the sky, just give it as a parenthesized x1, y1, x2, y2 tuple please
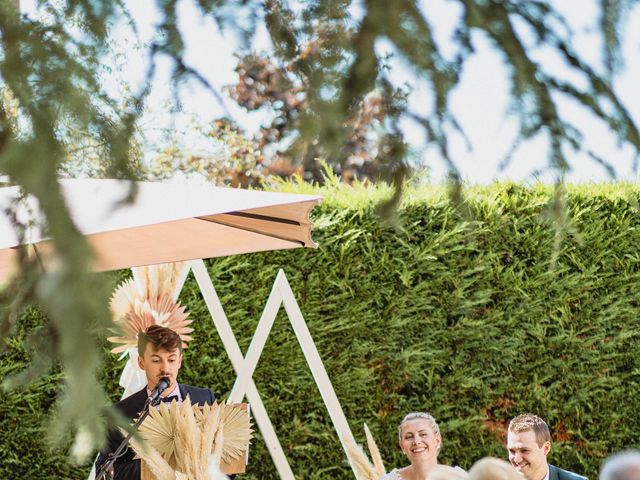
(22, 0, 640, 184)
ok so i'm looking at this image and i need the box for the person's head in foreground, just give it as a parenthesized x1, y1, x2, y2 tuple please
(429, 465, 469, 480)
(506, 413, 551, 480)
(600, 450, 640, 480)
(397, 412, 442, 473)
(137, 324, 183, 394)
(468, 457, 521, 480)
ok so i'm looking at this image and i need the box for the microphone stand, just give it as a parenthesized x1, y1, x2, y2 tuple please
(95, 395, 160, 480)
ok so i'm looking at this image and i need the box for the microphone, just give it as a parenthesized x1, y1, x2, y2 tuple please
(147, 377, 171, 405)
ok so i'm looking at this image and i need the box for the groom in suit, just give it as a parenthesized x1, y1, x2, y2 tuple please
(95, 324, 216, 480)
(507, 413, 587, 480)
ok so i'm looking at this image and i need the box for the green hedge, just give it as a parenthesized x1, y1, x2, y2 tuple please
(1, 181, 640, 478)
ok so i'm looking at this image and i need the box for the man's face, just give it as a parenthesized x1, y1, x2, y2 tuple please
(137, 344, 182, 395)
(507, 429, 550, 480)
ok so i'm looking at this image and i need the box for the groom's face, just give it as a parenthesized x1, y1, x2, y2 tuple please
(507, 429, 550, 480)
(138, 344, 182, 394)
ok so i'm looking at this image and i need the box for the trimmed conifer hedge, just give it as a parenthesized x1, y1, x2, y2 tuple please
(1, 181, 639, 479)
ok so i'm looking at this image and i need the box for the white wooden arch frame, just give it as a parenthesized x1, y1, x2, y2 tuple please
(185, 259, 359, 479)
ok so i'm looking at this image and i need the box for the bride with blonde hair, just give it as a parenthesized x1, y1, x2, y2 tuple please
(381, 412, 452, 480)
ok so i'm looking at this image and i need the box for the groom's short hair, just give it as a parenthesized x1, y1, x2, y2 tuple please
(508, 413, 551, 447)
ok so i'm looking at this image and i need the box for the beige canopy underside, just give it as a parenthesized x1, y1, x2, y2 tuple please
(0, 179, 321, 282)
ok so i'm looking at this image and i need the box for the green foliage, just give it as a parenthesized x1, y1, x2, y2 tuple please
(2, 182, 640, 478)
(0, 0, 138, 458)
(0, 308, 88, 478)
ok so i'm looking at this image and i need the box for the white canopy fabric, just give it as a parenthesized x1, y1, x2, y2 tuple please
(0, 179, 321, 282)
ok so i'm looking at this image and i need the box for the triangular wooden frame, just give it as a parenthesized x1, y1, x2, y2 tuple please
(189, 260, 359, 479)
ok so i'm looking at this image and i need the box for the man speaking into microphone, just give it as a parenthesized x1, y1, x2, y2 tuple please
(95, 324, 216, 480)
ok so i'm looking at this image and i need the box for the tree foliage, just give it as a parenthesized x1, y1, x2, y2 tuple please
(221, 0, 640, 183)
(144, 119, 298, 188)
(1, 0, 639, 467)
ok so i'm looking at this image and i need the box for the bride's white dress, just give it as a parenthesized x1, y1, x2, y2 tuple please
(379, 468, 403, 479)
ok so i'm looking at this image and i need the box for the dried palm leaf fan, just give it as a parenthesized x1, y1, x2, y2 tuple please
(130, 398, 253, 480)
(107, 262, 193, 353)
(194, 402, 254, 466)
(220, 404, 253, 465)
(342, 424, 386, 480)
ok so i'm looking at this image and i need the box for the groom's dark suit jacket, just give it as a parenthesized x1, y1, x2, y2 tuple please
(95, 383, 215, 480)
(549, 463, 588, 480)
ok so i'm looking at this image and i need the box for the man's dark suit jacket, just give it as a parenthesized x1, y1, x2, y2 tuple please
(549, 463, 588, 480)
(95, 384, 215, 480)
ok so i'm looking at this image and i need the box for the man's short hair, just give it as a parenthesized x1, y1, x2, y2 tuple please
(508, 413, 551, 447)
(137, 324, 182, 356)
(600, 450, 640, 480)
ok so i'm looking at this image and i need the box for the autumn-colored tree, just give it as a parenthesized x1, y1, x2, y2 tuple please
(226, 54, 401, 183)
(221, 1, 640, 185)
